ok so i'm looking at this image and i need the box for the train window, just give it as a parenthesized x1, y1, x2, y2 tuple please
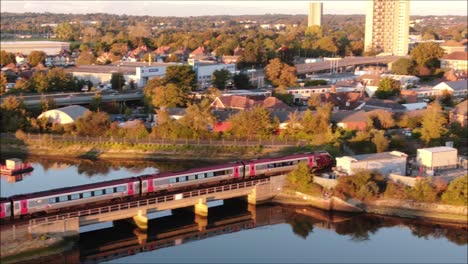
(59, 195, 68, 202)
(15, 203, 19, 210)
(49, 198, 57, 204)
(105, 188, 114, 194)
(28, 200, 37, 207)
(71, 194, 80, 200)
(188, 175, 196, 181)
(169, 178, 177, 184)
(178, 177, 187, 182)
(196, 173, 205, 179)
(213, 170, 226, 177)
(207, 172, 214, 177)
(256, 164, 267, 170)
(82, 192, 92, 198)
(116, 186, 126, 192)
(142, 181, 147, 188)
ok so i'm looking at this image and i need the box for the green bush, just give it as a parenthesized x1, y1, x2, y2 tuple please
(442, 175, 467, 206)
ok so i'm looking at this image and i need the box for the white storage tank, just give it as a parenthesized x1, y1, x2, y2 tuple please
(416, 147, 458, 170)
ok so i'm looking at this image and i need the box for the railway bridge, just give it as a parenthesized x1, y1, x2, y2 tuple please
(24, 175, 287, 236)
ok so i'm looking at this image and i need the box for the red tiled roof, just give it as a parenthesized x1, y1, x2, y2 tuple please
(191, 46, 207, 56)
(441, 40, 464, 47)
(441, 51, 468, 61)
(262, 97, 290, 110)
(154, 46, 172, 55)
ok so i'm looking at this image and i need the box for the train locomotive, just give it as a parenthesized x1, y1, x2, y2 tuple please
(0, 152, 334, 220)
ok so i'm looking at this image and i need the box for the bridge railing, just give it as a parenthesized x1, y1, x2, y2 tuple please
(3, 133, 304, 147)
(29, 178, 270, 226)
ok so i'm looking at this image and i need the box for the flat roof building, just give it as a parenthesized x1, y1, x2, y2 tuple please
(417, 147, 458, 170)
(0, 41, 70, 55)
(336, 151, 408, 176)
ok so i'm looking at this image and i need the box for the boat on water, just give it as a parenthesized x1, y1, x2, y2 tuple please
(0, 158, 34, 176)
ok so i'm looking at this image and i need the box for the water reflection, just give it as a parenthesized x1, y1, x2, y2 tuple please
(18, 202, 466, 264)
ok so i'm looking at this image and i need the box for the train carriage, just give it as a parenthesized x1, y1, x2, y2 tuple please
(0, 197, 12, 219)
(9, 177, 140, 218)
(140, 162, 244, 194)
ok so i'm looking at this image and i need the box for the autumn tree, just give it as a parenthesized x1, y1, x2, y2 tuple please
(371, 130, 389, 153)
(410, 42, 445, 73)
(27, 50, 46, 66)
(212, 69, 231, 90)
(368, 110, 395, 129)
(232, 73, 252, 89)
(441, 175, 467, 206)
(39, 96, 57, 112)
(265, 58, 297, 89)
(391, 58, 415, 75)
(420, 102, 447, 144)
(228, 106, 277, 139)
(287, 162, 314, 193)
(55, 22, 75, 41)
(46, 68, 76, 91)
(76, 50, 96, 65)
(0, 96, 29, 132)
(74, 111, 110, 136)
(0, 50, 15, 66)
(375, 78, 400, 99)
(163, 65, 197, 92)
(180, 98, 216, 138)
(150, 83, 185, 109)
(0, 73, 7, 95)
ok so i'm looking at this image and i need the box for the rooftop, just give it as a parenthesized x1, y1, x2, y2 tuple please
(441, 51, 468, 61)
(418, 147, 457, 153)
(340, 151, 407, 162)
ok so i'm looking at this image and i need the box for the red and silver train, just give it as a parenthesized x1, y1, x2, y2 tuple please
(0, 152, 334, 220)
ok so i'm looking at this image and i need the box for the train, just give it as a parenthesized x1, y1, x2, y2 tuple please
(0, 152, 334, 220)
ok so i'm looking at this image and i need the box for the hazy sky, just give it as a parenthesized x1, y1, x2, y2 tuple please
(1, 1, 467, 16)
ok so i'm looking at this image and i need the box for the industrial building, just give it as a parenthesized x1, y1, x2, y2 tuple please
(336, 151, 408, 176)
(416, 147, 458, 170)
(38, 105, 89, 124)
(0, 41, 70, 55)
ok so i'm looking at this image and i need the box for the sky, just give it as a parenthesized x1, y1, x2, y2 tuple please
(1, 1, 467, 17)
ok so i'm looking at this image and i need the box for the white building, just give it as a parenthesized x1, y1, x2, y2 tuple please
(0, 41, 70, 55)
(336, 151, 408, 176)
(416, 147, 458, 170)
(189, 60, 236, 87)
(38, 105, 89, 125)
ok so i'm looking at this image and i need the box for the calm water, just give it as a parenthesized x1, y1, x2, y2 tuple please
(1, 157, 467, 263)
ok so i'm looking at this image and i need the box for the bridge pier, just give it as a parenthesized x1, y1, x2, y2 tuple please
(132, 209, 148, 230)
(28, 217, 79, 237)
(194, 198, 208, 217)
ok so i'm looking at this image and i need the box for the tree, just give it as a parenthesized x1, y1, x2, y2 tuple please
(27, 50, 46, 66)
(0, 73, 7, 95)
(375, 78, 400, 99)
(410, 42, 445, 72)
(0, 96, 29, 132)
(228, 106, 277, 139)
(420, 102, 447, 144)
(441, 175, 467, 206)
(265, 58, 297, 89)
(180, 98, 216, 137)
(90, 93, 103, 111)
(391, 58, 415, 75)
(47, 68, 76, 91)
(163, 65, 197, 92)
(287, 162, 313, 192)
(39, 96, 57, 112)
(111, 72, 125, 91)
(410, 178, 437, 202)
(315, 37, 338, 55)
(307, 93, 322, 109)
(368, 110, 395, 129)
(371, 130, 389, 153)
(76, 50, 96, 65)
(150, 83, 185, 108)
(0, 50, 15, 66)
(212, 69, 231, 90)
(74, 111, 110, 136)
(30, 71, 48, 93)
(232, 73, 252, 89)
(55, 22, 75, 41)
(439, 90, 454, 107)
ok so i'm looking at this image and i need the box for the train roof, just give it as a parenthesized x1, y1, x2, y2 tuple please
(0, 197, 9, 203)
(9, 176, 140, 200)
(140, 162, 242, 180)
(243, 152, 328, 165)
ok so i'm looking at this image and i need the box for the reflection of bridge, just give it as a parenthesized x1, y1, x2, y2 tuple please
(27, 176, 286, 235)
(295, 56, 405, 75)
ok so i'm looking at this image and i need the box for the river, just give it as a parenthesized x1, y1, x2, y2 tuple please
(1, 157, 467, 263)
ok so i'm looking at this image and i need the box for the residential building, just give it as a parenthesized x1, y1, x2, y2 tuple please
(358, 98, 407, 112)
(336, 151, 408, 176)
(416, 147, 458, 171)
(331, 110, 368, 130)
(440, 40, 467, 54)
(440, 52, 468, 72)
(210, 95, 290, 111)
(432, 80, 468, 97)
(450, 100, 467, 127)
(188, 60, 236, 87)
(308, 2, 323, 27)
(364, 0, 410, 56)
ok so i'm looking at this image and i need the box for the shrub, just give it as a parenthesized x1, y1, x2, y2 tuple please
(441, 175, 467, 206)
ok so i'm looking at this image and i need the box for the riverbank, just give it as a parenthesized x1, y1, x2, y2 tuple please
(273, 189, 468, 224)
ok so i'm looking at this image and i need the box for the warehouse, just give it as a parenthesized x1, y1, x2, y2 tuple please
(38, 105, 89, 125)
(416, 147, 458, 170)
(0, 41, 70, 55)
(336, 151, 408, 176)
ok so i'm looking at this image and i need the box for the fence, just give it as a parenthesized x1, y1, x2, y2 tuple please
(3, 133, 305, 148)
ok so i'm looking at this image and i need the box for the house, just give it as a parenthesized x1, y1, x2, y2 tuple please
(450, 100, 467, 127)
(189, 46, 211, 60)
(399, 89, 418, 103)
(335, 151, 408, 176)
(358, 98, 407, 112)
(440, 40, 467, 54)
(320, 92, 365, 110)
(212, 110, 239, 133)
(416, 147, 458, 171)
(440, 51, 468, 72)
(210, 95, 291, 111)
(432, 80, 468, 97)
(38, 105, 89, 124)
(330, 110, 368, 130)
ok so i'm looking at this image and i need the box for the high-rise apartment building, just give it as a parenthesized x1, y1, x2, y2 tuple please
(364, 0, 410, 56)
(308, 2, 323, 27)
